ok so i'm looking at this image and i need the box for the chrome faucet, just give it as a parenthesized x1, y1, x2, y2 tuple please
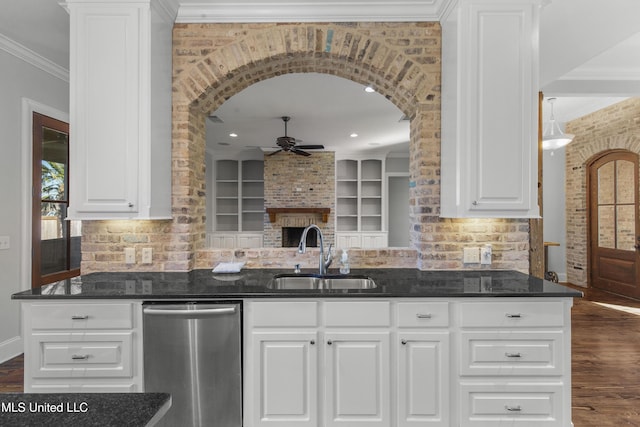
(298, 224, 333, 275)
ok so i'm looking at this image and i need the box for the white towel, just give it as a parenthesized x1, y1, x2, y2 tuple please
(212, 262, 245, 273)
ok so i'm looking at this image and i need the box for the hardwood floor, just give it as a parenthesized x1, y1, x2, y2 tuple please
(0, 353, 23, 393)
(1, 288, 639, 425)
(571, 286, 640, 426)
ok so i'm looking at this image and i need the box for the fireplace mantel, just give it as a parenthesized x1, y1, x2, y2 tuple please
(265, 207, 330, 223)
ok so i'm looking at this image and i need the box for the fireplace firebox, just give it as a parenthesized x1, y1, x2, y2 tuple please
(282, 227, 318, 248)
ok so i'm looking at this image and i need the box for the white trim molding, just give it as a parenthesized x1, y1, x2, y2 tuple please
(175, 0, 456, 23)
(0, 33, 69, 83)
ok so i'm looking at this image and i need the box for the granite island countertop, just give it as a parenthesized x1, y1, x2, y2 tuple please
(0, 393, 170, 426)
(12, 269, 583, 300)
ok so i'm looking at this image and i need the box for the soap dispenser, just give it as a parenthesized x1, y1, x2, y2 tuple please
(339, 249, 350, 274)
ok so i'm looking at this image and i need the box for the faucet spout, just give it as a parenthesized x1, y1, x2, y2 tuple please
(298, 224, 332, 275)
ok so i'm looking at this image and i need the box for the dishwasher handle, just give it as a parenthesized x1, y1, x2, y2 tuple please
(143, 305, 237, 316)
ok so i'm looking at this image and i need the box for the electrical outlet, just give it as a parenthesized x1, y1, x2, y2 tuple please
(481, 244, 492, 265)
(142, 248, 153, 264)
(0, 236, 9, 250)
(125, 248, 135, 264)
(463, 247, 480, 264)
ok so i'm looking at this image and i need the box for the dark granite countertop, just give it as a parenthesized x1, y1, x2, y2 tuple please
(12, 269, 582, 300)
(0, 393, 170, 426)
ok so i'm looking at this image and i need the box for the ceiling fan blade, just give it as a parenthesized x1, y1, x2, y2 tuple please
(267, 149, 283, 156)
(291, 148, 311, 156)
(296, 144, 324, 150)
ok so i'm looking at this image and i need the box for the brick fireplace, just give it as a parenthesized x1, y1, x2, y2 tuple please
(263, 151, 335, 248)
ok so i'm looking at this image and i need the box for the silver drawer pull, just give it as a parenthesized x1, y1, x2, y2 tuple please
(505, 313, 522, 318)
(71, 315, 89, 320)
(401, 339, 408, 345)
(505, 352, 522, 358)
(505, 405, 522, 412)
(71, 354, 90, 360)
(416, 313, 432, 319)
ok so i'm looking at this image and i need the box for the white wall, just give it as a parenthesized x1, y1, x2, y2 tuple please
(543, 147, 567, 282)
(0, 47, 69, 362)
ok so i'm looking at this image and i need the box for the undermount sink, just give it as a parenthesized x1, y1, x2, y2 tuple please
(269, 274, 377, 290)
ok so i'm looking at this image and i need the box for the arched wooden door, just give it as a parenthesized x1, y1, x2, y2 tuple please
(589, 150, 640, 298)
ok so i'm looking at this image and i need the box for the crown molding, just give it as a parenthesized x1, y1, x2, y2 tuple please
(175, 0, 455, 23)
(0, 33, 69, 83)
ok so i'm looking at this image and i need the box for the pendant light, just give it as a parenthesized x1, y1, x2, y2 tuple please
(542, 97, 574, 150)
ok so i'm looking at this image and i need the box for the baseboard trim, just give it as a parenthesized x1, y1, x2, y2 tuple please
(0, 336, 23, 364)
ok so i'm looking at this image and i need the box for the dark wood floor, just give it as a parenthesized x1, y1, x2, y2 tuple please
(1, 287, 639, 425)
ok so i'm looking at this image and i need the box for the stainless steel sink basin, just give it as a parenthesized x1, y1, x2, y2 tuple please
(269, 274, 377, 290)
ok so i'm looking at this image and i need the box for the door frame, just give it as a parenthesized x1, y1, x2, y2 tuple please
(21, 99, 69, 290)
(587, 148, 640, 295)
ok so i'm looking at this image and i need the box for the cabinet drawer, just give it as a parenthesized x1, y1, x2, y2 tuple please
(29, 303, 134, 330)
(459, 382, 564, 426)
(460, 331, 563, 376)
(31, 383, 137, 393)
(250, 301, 318, 327)
(460, 302, 564, 328)
(397, 302, 449, 327)
(29, 332, 133, 379)
(324, 301, 390, 327)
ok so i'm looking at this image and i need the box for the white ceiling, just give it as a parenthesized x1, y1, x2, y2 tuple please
(1, 0, 639, 154)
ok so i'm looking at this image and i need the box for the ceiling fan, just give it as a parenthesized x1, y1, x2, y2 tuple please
(268, 116, 325, 156)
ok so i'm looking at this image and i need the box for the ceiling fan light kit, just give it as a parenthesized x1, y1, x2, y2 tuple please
(269, 116, 325, 156)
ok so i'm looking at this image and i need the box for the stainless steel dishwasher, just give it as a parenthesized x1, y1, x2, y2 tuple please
(143, 302, 242, 427)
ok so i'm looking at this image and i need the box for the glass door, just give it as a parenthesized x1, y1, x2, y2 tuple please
(589, 150, 640, 297)
(32, 113, 80, 287)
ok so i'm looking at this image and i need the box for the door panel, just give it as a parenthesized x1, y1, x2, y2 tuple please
(589, 151, 640, 297)
(32, 113, 81, 287)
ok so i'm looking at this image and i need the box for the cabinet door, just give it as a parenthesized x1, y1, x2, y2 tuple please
(250, 331, 318, 426)
(68, 5, 142, 216)
(335, 233, 361, 249)
(440, 1, 540, 218)
(397, 332, 450, 427)
(324, 332, 390, 426)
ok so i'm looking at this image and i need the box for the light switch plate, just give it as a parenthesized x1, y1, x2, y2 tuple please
(481, 245, 492, 265)
(142, 248, 153, 264)
(125, 248, 135, 264)
(463, 247, 480, 264)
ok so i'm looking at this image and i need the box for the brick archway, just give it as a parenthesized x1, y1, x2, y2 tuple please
(171, 22, 442, 270)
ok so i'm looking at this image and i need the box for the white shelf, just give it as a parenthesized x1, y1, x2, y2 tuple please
(214, 159, 265, 233)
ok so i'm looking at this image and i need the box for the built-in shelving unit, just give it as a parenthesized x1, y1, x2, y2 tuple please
(335, 158, 387, 248)
(211, 159, 265, 247)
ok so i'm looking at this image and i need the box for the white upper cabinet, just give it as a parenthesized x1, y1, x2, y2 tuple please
(440, 0, 542, 218)
(66, 0, 173, 220)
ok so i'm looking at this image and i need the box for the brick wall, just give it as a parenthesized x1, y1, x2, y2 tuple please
(263, 152, 335, 247)
(79, 21, 531, 273)
(565, 97, 640, 286)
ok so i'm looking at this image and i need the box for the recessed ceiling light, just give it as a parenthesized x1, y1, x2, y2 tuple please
(350, 133, 358, 138)
(229, 132, 238, 137)
(364, 85, 375, 93)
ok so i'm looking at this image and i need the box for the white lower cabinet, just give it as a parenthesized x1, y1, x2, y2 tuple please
(21, 301, 143, 393)
(397, 332, 450, 426)
(324, 332, 391, 426)
(249, 331, 319, 426)
(457, 300, 572, 427)
(245, 298, 573, 427)
(244, 299, 450, 427)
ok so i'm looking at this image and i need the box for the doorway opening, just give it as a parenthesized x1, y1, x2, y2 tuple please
(588, 149, 640, 298)
(32, 112, 80, 287)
